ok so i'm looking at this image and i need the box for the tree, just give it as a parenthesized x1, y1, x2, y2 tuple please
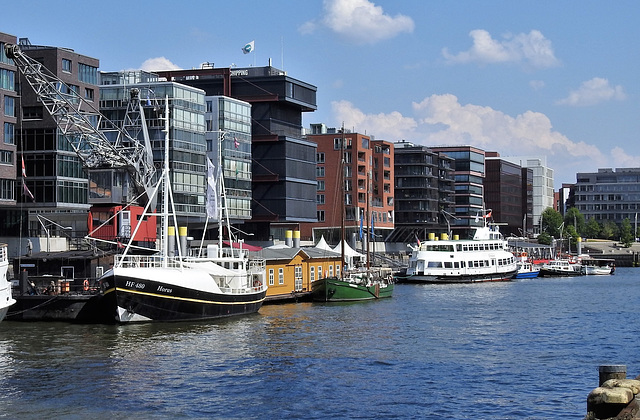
(537, 231, 552, 245)
(540, 208, 563, 238)
(564, 207, 585, 237)
(620, 218, 633, 247)
(584, 218, 601, 239)
(601, 221, 618, 240)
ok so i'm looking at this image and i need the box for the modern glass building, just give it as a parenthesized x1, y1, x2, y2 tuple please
(574, 168, 640, 225)
(9, 39, 100, 238)
(205, 96, 252, 222)
(157, 65, 318, 241)
(390, 141, 455, 242)
(100, 72, 207, 221)
(431, 146, 485, 238)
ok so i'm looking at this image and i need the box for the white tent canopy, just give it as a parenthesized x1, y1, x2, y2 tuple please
(332, 240, 365, 270)
(315, 235, 333, 251)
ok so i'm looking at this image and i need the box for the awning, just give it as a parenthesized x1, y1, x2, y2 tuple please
(223, 241, 263, 251)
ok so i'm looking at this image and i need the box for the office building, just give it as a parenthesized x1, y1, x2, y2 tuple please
(157, 65, 318, 241)
(502, 156, 554, 234)
(430, 145, 485, 238)
(11, 38, 100, 238)
(574, 168, 640, 225)
(99, 71, 207, 222)
(389, 141, 455, 243)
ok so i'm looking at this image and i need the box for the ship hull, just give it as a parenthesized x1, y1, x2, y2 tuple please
(311, 277, 393, 302)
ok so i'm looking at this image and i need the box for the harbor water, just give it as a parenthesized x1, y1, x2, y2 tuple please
(1, 268, 638, 419)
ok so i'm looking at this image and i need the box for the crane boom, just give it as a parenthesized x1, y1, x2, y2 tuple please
(5, 43, 156, 207)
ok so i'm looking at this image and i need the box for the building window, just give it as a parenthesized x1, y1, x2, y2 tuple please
(310, 266, 315, 282)
(62, 58, 72, 73)
(317, 194, 325, 204)
(85, 88, 94, 101)
(78, 63, 98, 84)
(318, 265, 323, 279)
(4, 96, 15, 117)
(4, 122, 14, 144)
(317, 180, 325, 191)
(268, 269, 274, 286)
(317, 210, 325, 222)
(0, 179, 15, 200)
(317, 152, 325, 163)
(0, 69, 15, 91)
(278, 268, 284, 285)
(329, 265, 333, 277)
(0, 150, 13, 164)
(316, 166, 325, 177)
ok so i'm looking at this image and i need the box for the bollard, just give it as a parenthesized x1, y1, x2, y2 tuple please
(599, 365, 627, 386)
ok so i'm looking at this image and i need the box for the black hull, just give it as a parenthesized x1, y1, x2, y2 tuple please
(99, 273, 266, 323)
(7, 293, 110, 323)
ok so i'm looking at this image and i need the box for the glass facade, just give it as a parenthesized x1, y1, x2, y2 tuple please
(99, 79, 207, 218)
(205, 96, 252, 221)
(574, 168, 640, 224)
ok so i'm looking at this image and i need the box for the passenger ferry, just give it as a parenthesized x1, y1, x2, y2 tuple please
(396, 222, 518, 284)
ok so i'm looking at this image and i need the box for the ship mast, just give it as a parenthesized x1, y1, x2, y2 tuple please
(340, 125, 345, 280)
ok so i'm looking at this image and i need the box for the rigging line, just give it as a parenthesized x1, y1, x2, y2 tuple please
(250, 197, 278, 216)
(250, 158, 278, 176)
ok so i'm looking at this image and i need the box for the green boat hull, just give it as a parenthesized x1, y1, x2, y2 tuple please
(311, 277, 394, 302)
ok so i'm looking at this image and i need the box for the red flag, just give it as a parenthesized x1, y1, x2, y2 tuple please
(22, 179, 34, 201)
(21, 155, 27, 178)
(483, 211, 492, 219)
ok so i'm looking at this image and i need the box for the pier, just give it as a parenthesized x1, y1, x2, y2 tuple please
(586, 365, 640, 419)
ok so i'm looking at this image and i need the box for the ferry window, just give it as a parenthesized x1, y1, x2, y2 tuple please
(454, 262, 459, 268)
(444, 262, 452, 268)
(427, 262, 442, 268)
(456, 244, 462, 251)
(468, 261, 473, 267)
(474, 261, 479, 268)
(463, 246, 468, 252)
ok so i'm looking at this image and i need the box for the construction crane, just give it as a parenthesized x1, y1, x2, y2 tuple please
(5, 43, 157, 208)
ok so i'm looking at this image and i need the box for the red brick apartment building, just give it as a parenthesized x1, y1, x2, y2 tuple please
(302, 129, 394, 245)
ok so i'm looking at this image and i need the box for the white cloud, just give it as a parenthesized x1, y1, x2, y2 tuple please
(556, 77, 626, 106)
(329, 94, 636, 183)
(442, 29, 560, 69)
(300, 0, 414, 44)
(139, 57, 181, 72)
(529, 80, 545, 90)
(331, 100, 417, 138)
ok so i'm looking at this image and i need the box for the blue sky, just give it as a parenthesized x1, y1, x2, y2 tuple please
(3, 0, 639, 185)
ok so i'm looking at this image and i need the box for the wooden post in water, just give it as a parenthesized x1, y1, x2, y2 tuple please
(599, 365, 626, 386)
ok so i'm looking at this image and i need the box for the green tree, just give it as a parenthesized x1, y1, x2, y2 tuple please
(540, 208, 563, 238)
(537, 231, 552, 245)
(620, 218, 633, 247)
(601, 221, 618, 240)
(584, 218, 601, 239)
(564, 207, 585, 237)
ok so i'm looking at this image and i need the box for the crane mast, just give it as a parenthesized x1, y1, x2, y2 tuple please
(5, 43, 156, 208)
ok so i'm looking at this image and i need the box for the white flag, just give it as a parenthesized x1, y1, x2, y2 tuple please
(242, 40, 255, 54)
(206, 158, 218, 219)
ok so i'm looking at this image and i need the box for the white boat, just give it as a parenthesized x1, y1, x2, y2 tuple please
(581, 258, 615, 275)
(396, 220, 518, 284)
(0, 243, 16, 321)
(538, 259, 583, 277)
(97, 99, 267, 323)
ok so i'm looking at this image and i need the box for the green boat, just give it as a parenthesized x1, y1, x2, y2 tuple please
(311, 270, 394, 302)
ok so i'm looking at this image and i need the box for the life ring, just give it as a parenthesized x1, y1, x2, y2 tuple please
(253, 279, 262, 288)
(83, 279, 90, 291)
